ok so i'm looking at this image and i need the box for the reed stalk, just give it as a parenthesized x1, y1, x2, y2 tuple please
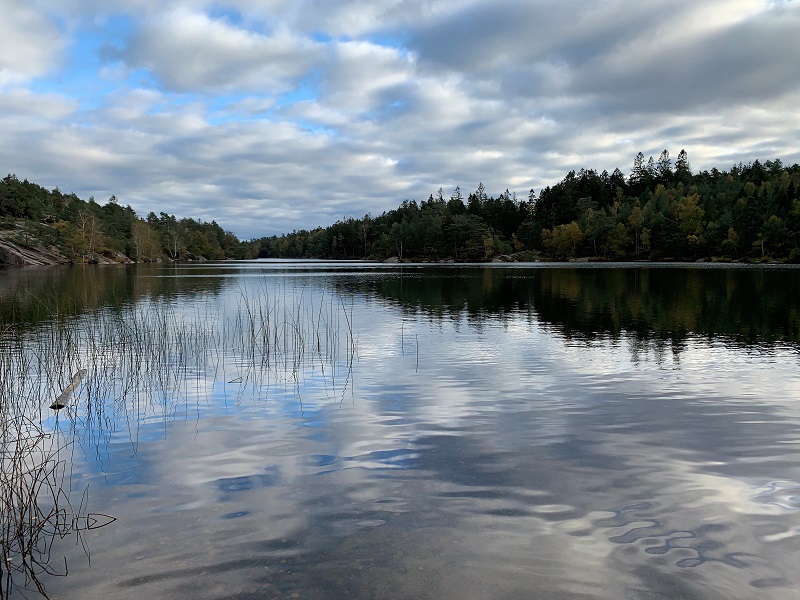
(1, 278, 357, 598)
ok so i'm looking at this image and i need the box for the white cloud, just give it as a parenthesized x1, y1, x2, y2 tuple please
(0, 1, 65, 86)
(1, 0, 799, 238)
(121, 7, 322, 93)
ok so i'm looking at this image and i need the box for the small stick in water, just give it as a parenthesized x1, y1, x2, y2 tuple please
(50, 369, 87, 410)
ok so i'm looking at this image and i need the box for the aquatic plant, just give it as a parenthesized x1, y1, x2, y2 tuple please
(0, 415, 114, 599)
(0, 279, 357, 598)
(0, 322, 114, 599)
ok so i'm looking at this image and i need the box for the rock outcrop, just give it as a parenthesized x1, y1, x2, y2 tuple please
(0, 227, 133, 267)
(0, 233, 70, 266)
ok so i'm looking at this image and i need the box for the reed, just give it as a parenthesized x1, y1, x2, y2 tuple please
(0, 278, 357, 598)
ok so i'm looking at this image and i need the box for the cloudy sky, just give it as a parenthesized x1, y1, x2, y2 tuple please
(1, 0, 799, 239)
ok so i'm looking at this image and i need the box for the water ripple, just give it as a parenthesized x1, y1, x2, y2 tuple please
(752, 481, 800, 510)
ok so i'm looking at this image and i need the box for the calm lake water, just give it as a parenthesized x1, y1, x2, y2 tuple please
(2, 261, 800, 600)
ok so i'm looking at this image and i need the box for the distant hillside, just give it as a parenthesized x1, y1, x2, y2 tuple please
(6, 153, 800, 267)
(255, 152, 800, 263)
(0, 174, 257, 266)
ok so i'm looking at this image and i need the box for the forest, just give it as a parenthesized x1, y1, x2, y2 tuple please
(3, 150, 800, 264)
(257, 150, 800, 263)
(0, 175, 257, 263)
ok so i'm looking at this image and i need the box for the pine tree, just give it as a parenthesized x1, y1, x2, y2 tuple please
(675, 149, 691, 182)
(656, 149, 672, 183)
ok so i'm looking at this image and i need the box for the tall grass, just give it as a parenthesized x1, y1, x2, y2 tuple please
(0, 279, 357, 598)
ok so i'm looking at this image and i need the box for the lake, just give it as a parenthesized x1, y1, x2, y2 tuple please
(2, 261, 800, 600)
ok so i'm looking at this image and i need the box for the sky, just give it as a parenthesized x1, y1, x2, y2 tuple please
(1, 0, 799, 239)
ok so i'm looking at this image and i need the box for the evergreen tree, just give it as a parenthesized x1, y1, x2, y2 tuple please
(675, 149, 691, 182)
(656, 149, 672, 184)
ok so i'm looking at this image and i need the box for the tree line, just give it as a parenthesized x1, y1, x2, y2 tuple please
(0, 175, 256, 262)
(4, 151, 800, 264)
(256, 151, 800, 262)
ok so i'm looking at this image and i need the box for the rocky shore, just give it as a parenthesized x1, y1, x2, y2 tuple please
(0, 226, 131, 267)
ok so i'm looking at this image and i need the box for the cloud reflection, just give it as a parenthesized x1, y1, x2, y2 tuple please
(9, 264, 800, 599)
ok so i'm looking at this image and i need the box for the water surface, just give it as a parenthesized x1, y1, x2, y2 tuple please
(2, 262, 800, 600)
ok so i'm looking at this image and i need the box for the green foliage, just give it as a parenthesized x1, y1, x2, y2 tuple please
(5, 152, 800, 265)
(0, 175, 254, 263)
(259, 152, 800, 262)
